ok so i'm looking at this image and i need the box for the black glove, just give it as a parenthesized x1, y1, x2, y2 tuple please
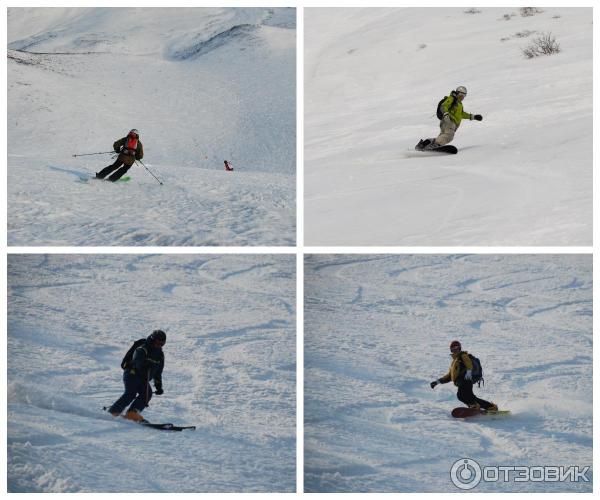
(473, 114, 483, 121)
(430, 380, 439, 389)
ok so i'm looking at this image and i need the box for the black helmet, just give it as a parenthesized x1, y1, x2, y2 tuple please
(149, 330, 166, 343)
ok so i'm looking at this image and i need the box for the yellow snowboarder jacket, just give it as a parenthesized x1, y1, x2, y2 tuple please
(439, 351, 473, 386)
(440, 94, 473, 126)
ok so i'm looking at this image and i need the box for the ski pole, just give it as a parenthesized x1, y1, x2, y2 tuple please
(145, 369, 150, 408)
(137, 160, 163, 185)
(72, 151, 115, 157)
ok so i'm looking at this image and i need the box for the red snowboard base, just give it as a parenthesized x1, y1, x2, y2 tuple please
(452, 407, 484, 418)
(451, 407, 511, 418)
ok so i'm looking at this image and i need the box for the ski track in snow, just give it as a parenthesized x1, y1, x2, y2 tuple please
(8, 255, 296, 492)
(304, 255, 592, 492)
(7, 7, 296, 246)
(8, 163, 295, 246)
(304, 8, 592, 245)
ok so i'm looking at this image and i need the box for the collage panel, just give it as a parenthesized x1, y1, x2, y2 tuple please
(7, 254, 296, 492)
(3, 3, 596, 497)
(304, 254, 592, 492)
(304, 7, 592, 246)
(7, 7, 296, 246)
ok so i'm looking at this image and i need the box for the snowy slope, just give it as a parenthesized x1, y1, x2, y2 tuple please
(304, 8, 592, 246)
(304, 254, 592, 492)
(8, 7, 296, 245)
(8, 254, 296, 492)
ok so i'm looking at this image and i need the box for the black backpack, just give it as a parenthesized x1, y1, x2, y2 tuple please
(468, 353, 484, 387)
(436, 94, 457, 120)
(121, 338, 147, 370)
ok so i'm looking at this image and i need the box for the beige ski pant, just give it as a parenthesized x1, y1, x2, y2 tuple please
(433, 115, 459, 146)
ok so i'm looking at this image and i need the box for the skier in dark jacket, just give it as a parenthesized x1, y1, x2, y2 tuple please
(96, 129, 144, 181)
(108, 330, 166, 421)
(430, 340, 497, 411)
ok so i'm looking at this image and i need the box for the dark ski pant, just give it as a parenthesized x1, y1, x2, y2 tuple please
(456, 380, 492, 409)
(109, 371, 152, 414)
(97, 158, 132, 181)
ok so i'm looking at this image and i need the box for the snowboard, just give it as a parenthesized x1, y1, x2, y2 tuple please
(451, 407, 511, 418)
(415, 144, 458, 154)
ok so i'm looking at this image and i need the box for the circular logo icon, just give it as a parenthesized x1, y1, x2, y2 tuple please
(450, 458, 482, 490)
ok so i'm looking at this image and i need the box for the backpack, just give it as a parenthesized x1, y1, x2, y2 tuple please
(436, 94, 457, 120)
(121, 338, 147, 370)
(468, 353, 484, 387)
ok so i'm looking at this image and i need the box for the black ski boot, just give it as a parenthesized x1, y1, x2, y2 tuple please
(423, 140, 440, 151)
(415, 139, 432, 151)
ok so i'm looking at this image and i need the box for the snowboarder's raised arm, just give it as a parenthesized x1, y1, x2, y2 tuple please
(462, 110, 483, 121)
(431, 371, 450, 388)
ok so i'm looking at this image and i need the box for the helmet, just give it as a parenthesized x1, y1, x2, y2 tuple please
(450, 340, 461, 352)
(149, 329, 166, 344)
(128, 129, 139, 137)
(456, 86, 467, 96)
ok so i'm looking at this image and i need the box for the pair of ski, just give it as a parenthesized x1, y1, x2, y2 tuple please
(452, 407, 511, 418)
(92, 175, 131, 183)
(77, 174, 131, 183)
(98, 176, 131, 183)
(103, 407, 195, 431)
(140, 422, 196, 432)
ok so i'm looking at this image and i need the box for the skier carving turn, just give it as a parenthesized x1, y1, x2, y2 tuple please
(416, 86, 483, 153)
(96, 129, 143, 181)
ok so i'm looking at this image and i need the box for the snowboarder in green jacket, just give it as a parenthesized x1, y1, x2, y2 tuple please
(416, 86, 483, 151)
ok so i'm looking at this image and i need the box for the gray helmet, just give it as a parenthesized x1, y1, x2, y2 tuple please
(456, 86, 467, 96)
(128, 129, 139, 137)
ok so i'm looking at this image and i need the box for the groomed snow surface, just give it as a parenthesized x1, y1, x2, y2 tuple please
(304, 254, 592, 492)
(8, 255, 296, 492)
(305, 8, 592, 246)
(8, 8, 296, 245)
